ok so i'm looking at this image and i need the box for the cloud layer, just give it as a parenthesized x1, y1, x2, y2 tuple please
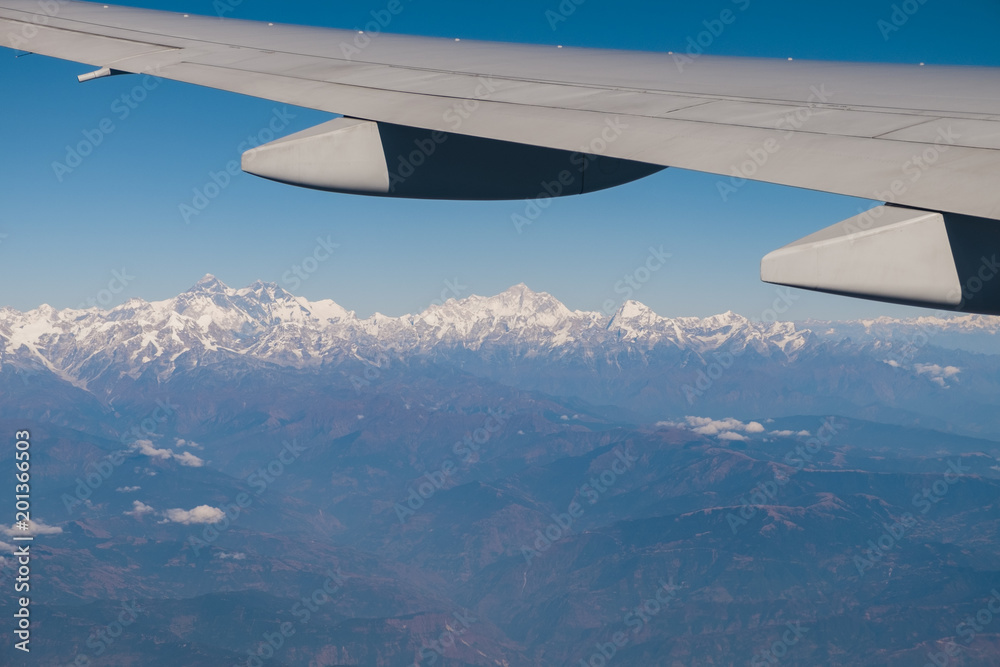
(915, 363, 961, 387)
(658, 416, 766, 442)
(133, 439, 205, 467)
(162, 506, 225, 525)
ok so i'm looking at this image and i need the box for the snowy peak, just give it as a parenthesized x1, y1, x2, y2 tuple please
(462, 284, 575, 320)
(187, 274, 229, 294)
(239, 280, 297, 302)
(605, 303, 805, 356)
(608, 300, 666, 340)
(491, 283, 564, 309)
(7, 279, 993, 394)
(700, 311, 751, 329)
(399, 284, 594, 348)
(611, 300, 659, 322)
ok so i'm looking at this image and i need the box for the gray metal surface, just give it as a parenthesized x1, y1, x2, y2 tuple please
(243, 118, 664, 199)
(762, 206, 1000, 315)
(1, 0, 999, 218)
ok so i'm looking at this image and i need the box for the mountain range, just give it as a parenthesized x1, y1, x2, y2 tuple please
(3, 276, 1000, 437)
(1, 278, 999, 666)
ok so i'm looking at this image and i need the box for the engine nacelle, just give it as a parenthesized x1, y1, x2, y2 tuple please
(762, 205, 1000, 315)
(241, 117, 663, 200)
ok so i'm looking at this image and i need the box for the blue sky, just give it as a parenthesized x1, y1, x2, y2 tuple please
(0, 0, 998, 320)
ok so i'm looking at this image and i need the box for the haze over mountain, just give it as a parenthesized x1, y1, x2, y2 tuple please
(1, 278, 998, 666)
(3, 277, 999, 437)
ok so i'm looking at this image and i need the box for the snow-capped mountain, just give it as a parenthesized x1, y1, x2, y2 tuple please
(0, 277, 817, 389)
(805, 313, 1000, 354)
(3, 276, 1000, 437)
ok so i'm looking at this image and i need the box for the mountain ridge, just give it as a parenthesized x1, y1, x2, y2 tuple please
(2, 277, 999, 423)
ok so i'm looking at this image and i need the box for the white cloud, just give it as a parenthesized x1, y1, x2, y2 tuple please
(133, 439, 205, 467)
(718, 431, 748, 441)
(214, 552, 247, 561)
(686, 416, 742, 435)
(175, 439, 203, 450)
(125, 501, 155, 518)
(884, 359, 902, 368)
(173, 451, 205, 468)
(134, 440, 173, 460)
(116, 486, 141, 493)
(915, 364, 961, 388)
(1, 518, 63, 538)
(0, 542, 14, 554)
(672, 417, 766, 439)
(770, 429, 813, 438)
(162, 506, 224, 525)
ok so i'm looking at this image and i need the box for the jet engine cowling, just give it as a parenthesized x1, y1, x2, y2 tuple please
(241, 117, 664, 201)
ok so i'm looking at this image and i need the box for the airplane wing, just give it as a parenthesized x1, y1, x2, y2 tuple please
(2, 0, 999, 314)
